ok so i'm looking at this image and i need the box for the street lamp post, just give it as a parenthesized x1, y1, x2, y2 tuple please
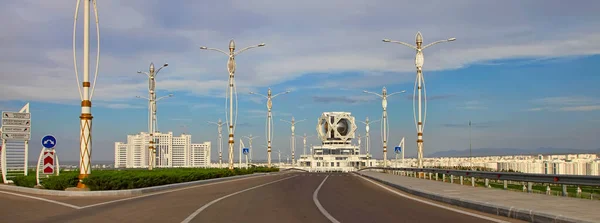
(469, 120, 472, 169)
(207, 119, 224, 168)
(302, 133, 314, 156)
(363, 87, 406, 167)
(73, 0, 100, 188)
(242, 135, 259, 164)
(136, 93, 173, 168)
(200, 40, 266, 170)
(358, 117, 380, 164)
(281, 117, 306, 167)
(383, 32, 456, 168)
(136, 62, 169, 170)
(249, 88, 290, 168)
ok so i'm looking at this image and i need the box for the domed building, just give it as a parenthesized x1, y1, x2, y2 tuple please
(296, 112, 378, 172)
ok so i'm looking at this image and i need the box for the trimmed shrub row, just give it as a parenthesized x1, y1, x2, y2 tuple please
(10, 167, 278, 191)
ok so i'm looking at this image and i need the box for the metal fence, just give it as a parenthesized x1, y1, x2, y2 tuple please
(359, 167, 600, 197)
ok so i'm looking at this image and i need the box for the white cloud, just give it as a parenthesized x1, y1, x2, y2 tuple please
(100, 103, 145, 109)
(459, 100, 487, 110)
(559, 105, 600, 112)
(529, 96, 600, 112)
(1, 0, 600, 105)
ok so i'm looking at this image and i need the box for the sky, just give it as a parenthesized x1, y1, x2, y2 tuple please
(1, 0, 600, 162)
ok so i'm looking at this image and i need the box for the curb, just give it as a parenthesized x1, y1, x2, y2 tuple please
(0, 172, 277, 197)
(356, 172, 595, 223)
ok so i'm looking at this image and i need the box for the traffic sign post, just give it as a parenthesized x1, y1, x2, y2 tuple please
(1, 103, 31, 184)
(243, 148, 249, 169)
(42, 135, 57, 149)
(36, 147, 60, 186)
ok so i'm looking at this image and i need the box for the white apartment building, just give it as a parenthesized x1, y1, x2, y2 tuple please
(387, 154, 600, 176)
(114, 132, 211, 168)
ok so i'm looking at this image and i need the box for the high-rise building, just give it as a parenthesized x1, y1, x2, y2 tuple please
(114, 132, 211, 168)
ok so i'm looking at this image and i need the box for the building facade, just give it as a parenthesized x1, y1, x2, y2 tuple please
(114, 132, 211, 168)
(296, 112, 378, 172)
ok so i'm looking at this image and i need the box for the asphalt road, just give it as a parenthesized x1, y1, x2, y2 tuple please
(0, 172, 523, 223)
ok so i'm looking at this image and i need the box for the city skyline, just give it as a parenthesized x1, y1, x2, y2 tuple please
(1, 1, 600, 162)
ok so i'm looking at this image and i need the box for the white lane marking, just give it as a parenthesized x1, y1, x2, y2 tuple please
(0, 190, 82, 209)
(312, 175, 340, 223)
(356, 175, 510, 223)
(80, 173, 275, 209)
(181, 175, 298, 223)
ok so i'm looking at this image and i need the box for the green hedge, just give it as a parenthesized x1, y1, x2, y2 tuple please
(9, 167, 278, 191)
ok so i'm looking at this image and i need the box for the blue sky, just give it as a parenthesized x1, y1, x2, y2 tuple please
(1, 0, 600, 162)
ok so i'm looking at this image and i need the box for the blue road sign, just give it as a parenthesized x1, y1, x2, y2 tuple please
(243, 148, 249, 155)
(394, 146, 402, 154)
(42, 135, 57, 148)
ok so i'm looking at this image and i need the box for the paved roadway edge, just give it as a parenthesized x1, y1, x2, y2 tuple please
(0, 172, 282, 197)
(355, 172, 595, 223)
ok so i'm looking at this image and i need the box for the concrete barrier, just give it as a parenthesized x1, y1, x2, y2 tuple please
(0, 172, 276, 197)
(355, 172, 594, 223)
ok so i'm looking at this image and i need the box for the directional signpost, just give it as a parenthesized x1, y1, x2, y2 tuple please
(1, 104, 31, 184)
(2, 112, 31, 140)
(36, 135, 60, 186)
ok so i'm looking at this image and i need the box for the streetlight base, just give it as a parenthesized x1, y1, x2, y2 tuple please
(76, 174, 89, 189)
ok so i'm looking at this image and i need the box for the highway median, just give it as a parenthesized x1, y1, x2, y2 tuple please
(1, 167, 279, 196)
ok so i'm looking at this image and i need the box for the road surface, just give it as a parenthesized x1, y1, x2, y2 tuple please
(0, 172, 522, 223)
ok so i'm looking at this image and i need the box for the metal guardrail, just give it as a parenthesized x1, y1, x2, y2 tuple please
(359, 167, 600, 187)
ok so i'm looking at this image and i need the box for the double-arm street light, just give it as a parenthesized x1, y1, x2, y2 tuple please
(200, 40, 266, 170)
(207, 119, 224, 168)
(281, 117, 306, 167)
(383, 32, 455, 168)
(242, 135, 259, 163)
(72, 0, 100, 188)
(358, 117, 380, 160)
(363, 87, 406, 167)
(136, 62, 170, 170)
(249, 88, 290, 168)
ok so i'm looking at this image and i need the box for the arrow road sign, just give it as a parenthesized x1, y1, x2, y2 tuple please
(2, 126, 30, 133)
(42, 135, 57, 148)
(243, 148, 249, 155)
(2, 119, 31, 126)
(2, 112, 30, 119)
(2, 133, 30, 140)
(395, 146, 402, 154)
(43, 151, 55, 174)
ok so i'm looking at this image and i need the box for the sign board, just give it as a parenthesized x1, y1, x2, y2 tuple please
(243, 148, 249, 155)
(42, 135, 57, 149)
(2, 119, 31, 127)
(2, 133, 30, 140)
(394, 146, 402, 154)
(43, 151, 55, 174)
(2, 126, 30, 133)
(2, 112, 30, 119)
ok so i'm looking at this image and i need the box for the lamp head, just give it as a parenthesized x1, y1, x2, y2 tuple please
(416, 32, 423, 44)
(448, 38, 456, 41)
(229, 39, 236, 50)
(401, 90, 406, 93)
(163, 63, 169, 67)
(137, 71, 142, 74)
(168, 94, 174, 97)
(149, 62, 155, 73)
(382, 39, 391, 42)
(199, 46, 207, 50)
(258, 43, 266, 47)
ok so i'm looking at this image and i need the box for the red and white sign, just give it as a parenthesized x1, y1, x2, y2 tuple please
(43, 151, 54, 174)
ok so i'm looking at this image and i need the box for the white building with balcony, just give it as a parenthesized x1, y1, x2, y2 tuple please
(114, 132, 211, 168)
